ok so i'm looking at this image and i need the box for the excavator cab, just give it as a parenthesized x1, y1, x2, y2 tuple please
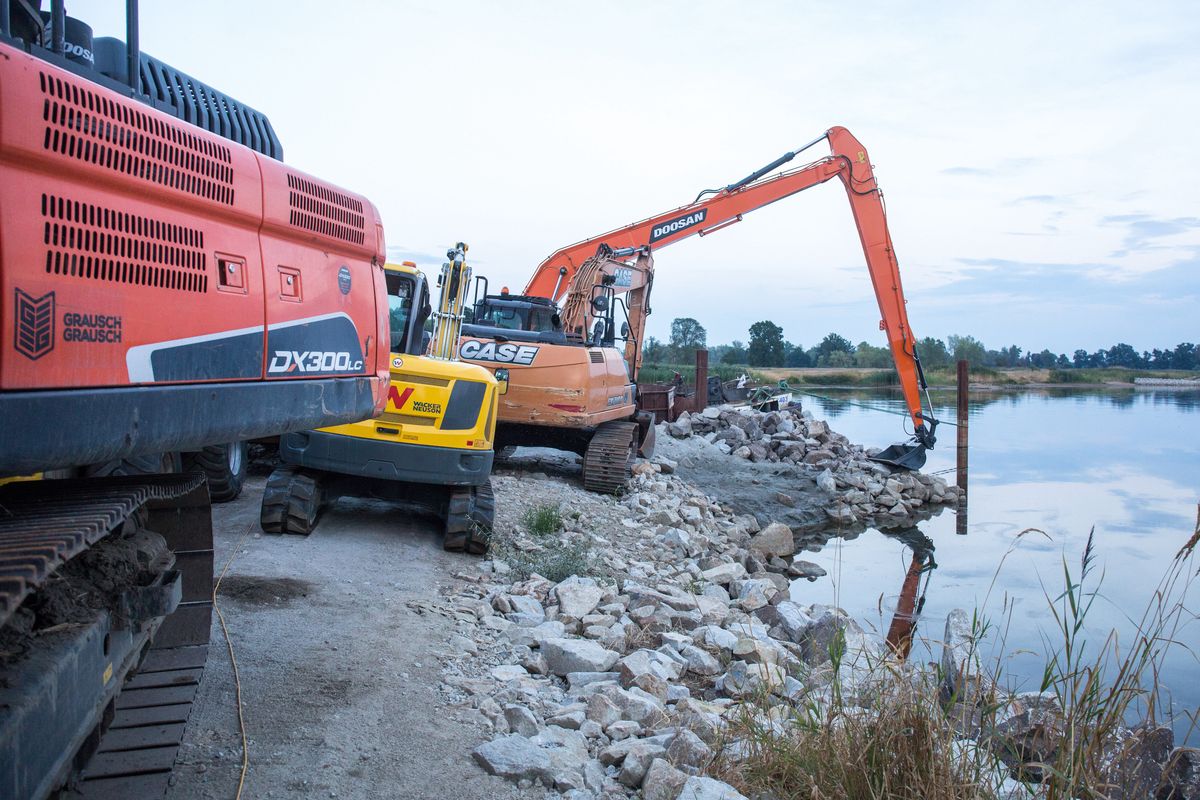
(386, 267, 432, 356)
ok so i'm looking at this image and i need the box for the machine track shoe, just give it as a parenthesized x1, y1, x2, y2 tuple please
(260, 466, 325, 535)
(581, 420, 638, 494)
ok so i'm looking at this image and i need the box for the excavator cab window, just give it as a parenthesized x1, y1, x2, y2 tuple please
(386, 272, 425, 354)
(483, 306, 523, 330)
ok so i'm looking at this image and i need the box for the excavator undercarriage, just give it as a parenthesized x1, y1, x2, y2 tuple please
(0, 475, 214, 799)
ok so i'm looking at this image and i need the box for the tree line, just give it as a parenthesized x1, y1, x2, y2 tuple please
(643, 317, 1199, 371)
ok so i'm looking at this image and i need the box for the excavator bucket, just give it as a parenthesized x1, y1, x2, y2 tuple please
(870, 442, 927, 471)
(636, 410, 657, 458)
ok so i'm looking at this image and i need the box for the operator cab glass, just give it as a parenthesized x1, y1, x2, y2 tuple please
(476, 299, 558, 332)
(386, 272, 419, 353)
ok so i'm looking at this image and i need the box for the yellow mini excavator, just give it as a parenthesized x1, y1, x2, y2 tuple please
(261, 245, 500, 552)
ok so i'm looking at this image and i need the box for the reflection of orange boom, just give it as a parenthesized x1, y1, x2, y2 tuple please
(884, 529, 936, 660)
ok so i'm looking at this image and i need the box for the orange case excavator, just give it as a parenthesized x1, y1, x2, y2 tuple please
(461, 127, 938, 492)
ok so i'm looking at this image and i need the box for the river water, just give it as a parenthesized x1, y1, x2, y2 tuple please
(791, 387, 1200, 743)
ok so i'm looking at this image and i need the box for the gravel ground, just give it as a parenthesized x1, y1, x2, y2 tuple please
(165, 473, 541, 800)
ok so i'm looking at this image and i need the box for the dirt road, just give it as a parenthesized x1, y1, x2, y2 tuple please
(165, 474, 534, 800)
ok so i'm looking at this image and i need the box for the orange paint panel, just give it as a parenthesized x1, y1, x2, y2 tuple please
(0, 40, 387, 410)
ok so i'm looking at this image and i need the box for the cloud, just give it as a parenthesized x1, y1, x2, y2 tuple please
(386, 245, 446, 265)
(942, 166, 992, 176)
(944, 253, 1200, 304)
(1100, 214, 1200, 256)
(1009, 194, 1065, 205)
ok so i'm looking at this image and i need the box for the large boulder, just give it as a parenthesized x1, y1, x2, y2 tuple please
(701, 562, 747, 585)
(472, 735, 552, 782)
(1096, 724, 1174, 800)
(554, 576, 605, 619)
(987, 693, 1065, 781)
(541, 638, 620, 675)
(642, 758, 688, 800)
(617, 740, 667, 787)
(506, 593, 545, 626)
(749, 522, 794, 559)
(799, 606, 874, 666)
(618, 648, 684, 685)
(940, 608, 979, 702)
(666, 728, 714, 770)
(1160, 747, 1200, 799)
(678, 776, 749, 799)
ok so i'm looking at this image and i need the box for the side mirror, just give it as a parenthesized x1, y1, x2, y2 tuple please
(620, 322, 630, 338)
(494, 368, 509, 395)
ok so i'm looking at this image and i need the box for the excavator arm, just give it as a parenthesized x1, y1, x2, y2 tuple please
(526, 126, 937, 457)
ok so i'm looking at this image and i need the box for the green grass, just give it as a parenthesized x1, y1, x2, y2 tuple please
(488, 522, 598, 583)
(638, 362, 766, 385)
(521, 504, 563, 536)
(1048, 367, 1194, 384)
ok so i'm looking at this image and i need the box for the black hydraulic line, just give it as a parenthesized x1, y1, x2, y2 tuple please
(126, 0, 140, 91)
(693, 131, 831, 203)
(49, 0, 64, 52)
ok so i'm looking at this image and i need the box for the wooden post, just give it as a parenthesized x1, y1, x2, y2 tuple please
(694, 349, 709, 413)
(956, 359, 969, 535)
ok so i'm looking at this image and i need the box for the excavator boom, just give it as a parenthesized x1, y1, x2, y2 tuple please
(525, 126, 936, 457)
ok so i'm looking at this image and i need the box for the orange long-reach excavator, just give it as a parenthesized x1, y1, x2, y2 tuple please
(460, 126, 939, 491)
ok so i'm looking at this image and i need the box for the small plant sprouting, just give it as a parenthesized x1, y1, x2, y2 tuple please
(522, 504, 563, 537)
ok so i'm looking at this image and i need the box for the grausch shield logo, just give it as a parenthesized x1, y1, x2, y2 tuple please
(15, 289, 55, 360)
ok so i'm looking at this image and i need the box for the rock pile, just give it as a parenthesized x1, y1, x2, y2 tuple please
(665, 404, 960, 527)
(431, 464, 946, 798)
(429, 466, 865, 797)
(425, 459, 1194, 800)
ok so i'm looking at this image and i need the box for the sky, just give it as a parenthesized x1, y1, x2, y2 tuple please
(70, 0, 1200, 354)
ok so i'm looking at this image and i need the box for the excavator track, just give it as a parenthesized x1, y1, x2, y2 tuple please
(0, 475, 214, 800)
(444, 479, 495, 554)
(581, 421, 638, 494)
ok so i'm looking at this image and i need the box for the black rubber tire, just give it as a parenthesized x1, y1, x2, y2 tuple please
(443, 479, 494, 555)
(260, 466, 325, 535)
(183, 442, 247, 503)
(81, 451, 181, 477)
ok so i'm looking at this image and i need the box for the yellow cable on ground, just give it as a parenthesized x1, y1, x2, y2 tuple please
(212, 523, 255, 800)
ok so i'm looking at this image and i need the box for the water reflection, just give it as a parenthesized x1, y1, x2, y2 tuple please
(805, 387, 1200, 419)
(789, 388, 1200, 743)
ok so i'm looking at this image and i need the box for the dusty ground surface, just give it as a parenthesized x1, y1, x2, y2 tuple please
(165, 473, 542, 800)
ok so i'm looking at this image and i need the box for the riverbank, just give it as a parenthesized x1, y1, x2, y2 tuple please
(436, 405, 1199, 799)
(641, 362, 1200, 390)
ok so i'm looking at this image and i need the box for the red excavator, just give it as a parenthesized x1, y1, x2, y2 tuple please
(461, 126, 938, 492)
(0, 3, 388, 797)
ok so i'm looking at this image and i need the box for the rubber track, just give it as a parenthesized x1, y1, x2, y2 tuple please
(260, 467, 324, 535)
(581, 421, 638, 494)
(444, 479, 494, 554)
(0, 474, 204, 628)
(0, 474, 213, 800)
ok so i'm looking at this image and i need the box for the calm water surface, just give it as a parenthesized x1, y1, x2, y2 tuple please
(789, 388, 1200, 741)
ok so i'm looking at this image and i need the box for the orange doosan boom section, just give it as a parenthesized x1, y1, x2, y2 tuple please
(0, 25, 390, 476)
(529, 126, 937, 459)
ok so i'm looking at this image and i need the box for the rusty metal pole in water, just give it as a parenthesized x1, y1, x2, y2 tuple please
(694, 349, 709, 414)
(956, 359, 969, 535)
